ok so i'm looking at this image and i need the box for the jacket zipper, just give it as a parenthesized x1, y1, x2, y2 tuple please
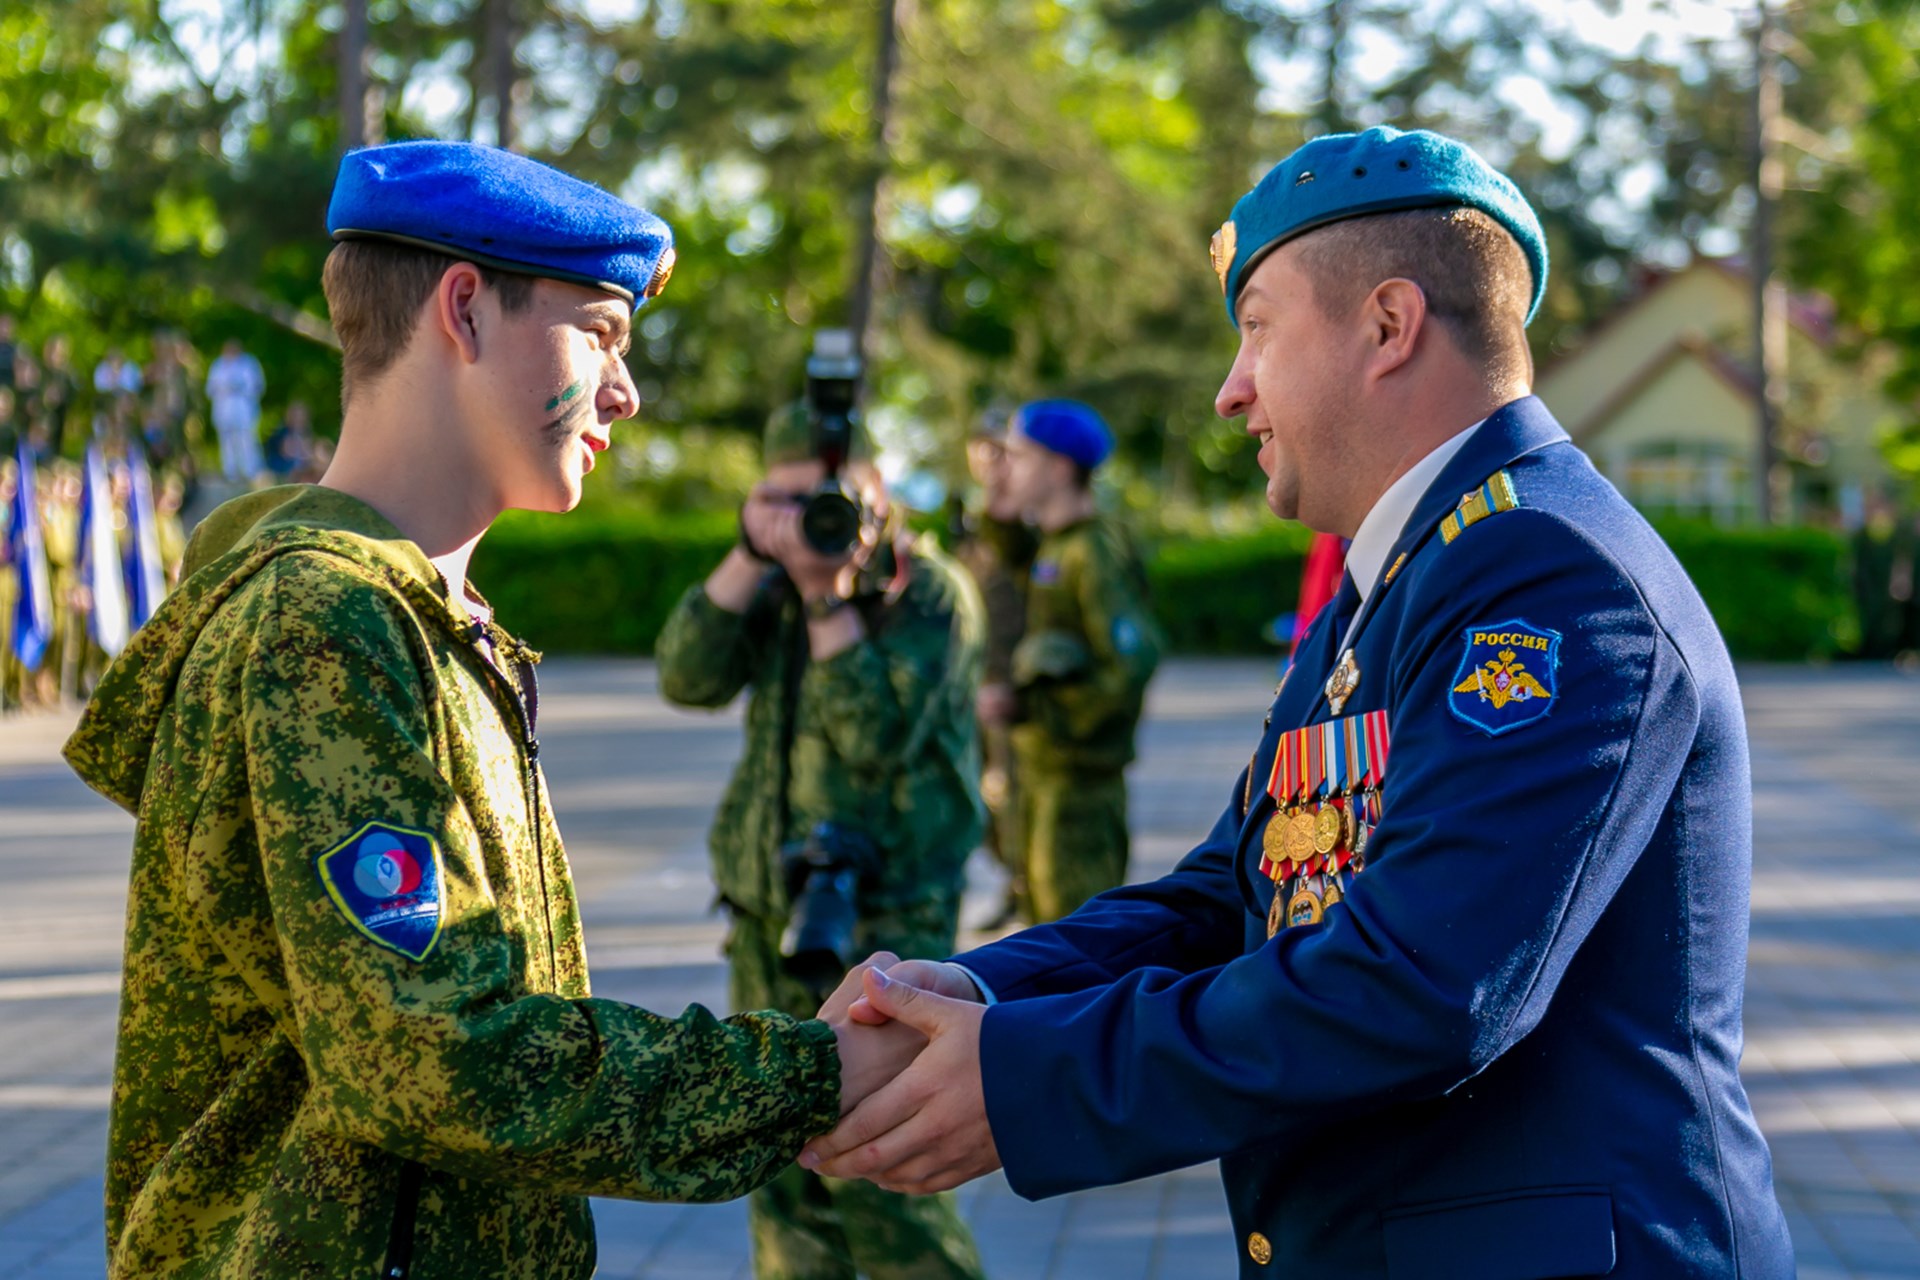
(380, 1160, 425, 1279)
(468, 619, 559, 985)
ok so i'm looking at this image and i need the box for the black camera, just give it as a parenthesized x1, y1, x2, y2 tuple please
(779, 821, 879, 993)
(799, 329, 870, 557)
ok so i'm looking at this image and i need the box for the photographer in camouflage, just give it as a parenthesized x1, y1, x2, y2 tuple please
(61, 142, 919, 1280)
(657, 394, 988, 1280)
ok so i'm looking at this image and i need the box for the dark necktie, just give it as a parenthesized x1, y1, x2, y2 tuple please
(1302, 570, 1362, 690)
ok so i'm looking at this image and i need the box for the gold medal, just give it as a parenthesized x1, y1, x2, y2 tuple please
(1262, 813, 1289, 864)
(1282, 809, 1317, 866)
(1324, 875, 1343, 908)
(1266, 885, 1285, 939)
(1287, 885, 1324, 928)
(1313, 803, 1344, 856)
(1326, 648, 1361, 716)
(1342, 800, 1360, 851)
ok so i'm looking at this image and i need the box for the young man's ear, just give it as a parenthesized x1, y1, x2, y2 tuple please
(432, 263, 488, 365)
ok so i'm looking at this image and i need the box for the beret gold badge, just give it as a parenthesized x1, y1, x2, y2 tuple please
(1209, 220, 1237, 295)
(644, 246, 676, 299)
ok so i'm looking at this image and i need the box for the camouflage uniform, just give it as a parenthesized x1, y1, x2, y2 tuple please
(950, 512, 1037, 905)
(656, 537, 987, 1280)
(64, 486, 842, 1280)
(1011, 515, 1161, 923)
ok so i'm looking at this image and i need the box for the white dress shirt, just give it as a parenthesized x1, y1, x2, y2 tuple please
(1335, 418, 1484, 652)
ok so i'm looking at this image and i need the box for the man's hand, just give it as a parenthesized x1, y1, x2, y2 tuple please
(800, 969, 1001, 1194)
(742, 483, 870, 600)
(845, 958, 982, 1026)
(818, 951, 899, 1024)
(817, 952, 924, 1119)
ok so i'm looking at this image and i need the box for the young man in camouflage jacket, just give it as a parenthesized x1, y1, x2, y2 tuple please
(63, 142, 917, 1280)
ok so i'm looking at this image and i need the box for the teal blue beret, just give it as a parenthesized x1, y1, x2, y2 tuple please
(1210, 126, 1547, 326)
(1014, 399, 1113, 470)
(327, 141, 675, 308)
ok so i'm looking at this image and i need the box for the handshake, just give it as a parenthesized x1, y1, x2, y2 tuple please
(803, 952, 1002, 1195)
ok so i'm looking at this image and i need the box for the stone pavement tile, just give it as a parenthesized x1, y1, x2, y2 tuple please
(0, 1176, 104, 1280)
(590, 1199, 749, 1280)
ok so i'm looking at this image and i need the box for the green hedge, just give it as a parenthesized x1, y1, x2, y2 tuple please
(473, 509, 1855, 663)
(1652, 520, 1855, 661)
(1145, 524, 1313, 654)
(472, 508, 738, 655)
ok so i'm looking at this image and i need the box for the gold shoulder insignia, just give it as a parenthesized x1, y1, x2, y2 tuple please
(1440, 470, 1518, 545)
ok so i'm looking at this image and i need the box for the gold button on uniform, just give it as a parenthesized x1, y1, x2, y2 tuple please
(1248, 1231, 1273, 1265)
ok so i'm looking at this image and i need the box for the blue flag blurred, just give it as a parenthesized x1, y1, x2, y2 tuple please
(78, 445, 130, 658)
(7, 441, 54, 670)
(124, 453, 167, 630)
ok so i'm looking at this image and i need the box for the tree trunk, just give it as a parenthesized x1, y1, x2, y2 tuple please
(1316, 0, 1348, 136)
(847, 0, 903, 359)
(1749, 0, 1785, 524)
(340, 0, 369, 153)
(487, 0, 520, 151)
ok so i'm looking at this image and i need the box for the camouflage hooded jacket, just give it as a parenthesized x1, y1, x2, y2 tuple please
(63, 486, 840, 1280)
(654, 539, 985, 947)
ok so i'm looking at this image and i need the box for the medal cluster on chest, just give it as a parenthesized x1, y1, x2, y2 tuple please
(1259, 710, 1389, 939)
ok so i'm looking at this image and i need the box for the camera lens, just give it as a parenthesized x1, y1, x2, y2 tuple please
(802, 490, 863, 555)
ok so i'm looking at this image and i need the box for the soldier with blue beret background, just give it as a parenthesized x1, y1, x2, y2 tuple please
(801, 125, 1797, 1279)
(63, 140, 922, 1279)
(982, 398, 1161, 924)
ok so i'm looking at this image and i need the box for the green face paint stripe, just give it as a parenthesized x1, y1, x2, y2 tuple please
(544, 381, 584, 412)
(542, 393, 596, 441)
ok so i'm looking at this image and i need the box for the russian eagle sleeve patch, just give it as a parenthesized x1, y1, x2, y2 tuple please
(1448, 619, 1561, 737)
(314, 822, 445, 961)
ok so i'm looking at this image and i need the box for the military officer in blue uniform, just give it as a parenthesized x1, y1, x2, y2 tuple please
(800, 126, 1797, 1279)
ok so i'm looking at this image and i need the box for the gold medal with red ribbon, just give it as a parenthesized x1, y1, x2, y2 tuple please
(1260, 709, 1392, 933)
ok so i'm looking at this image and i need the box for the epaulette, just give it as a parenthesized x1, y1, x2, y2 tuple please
(1439, 470, 1518, 544)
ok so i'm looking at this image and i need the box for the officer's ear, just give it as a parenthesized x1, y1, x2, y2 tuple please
(1359, 276, 1428, 383)
(430, 262, 489, 367)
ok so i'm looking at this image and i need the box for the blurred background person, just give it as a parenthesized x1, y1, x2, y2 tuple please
(263, 399, 319, 482)
(0, 315, 16, 396)
(952, 407, 1039, 929)
(92, 345, 142, 420)
(998, 399, 1161, 924)
(34, 336, 78, 461)
(205, 338, 265, 484)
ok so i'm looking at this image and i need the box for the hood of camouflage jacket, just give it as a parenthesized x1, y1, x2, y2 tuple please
(64, 484, 467, 814)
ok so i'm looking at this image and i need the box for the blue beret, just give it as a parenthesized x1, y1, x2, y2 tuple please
(1014, 400, 1113, 471)
(1209, 126, 1547, 326)
(327, 141, 674, 308)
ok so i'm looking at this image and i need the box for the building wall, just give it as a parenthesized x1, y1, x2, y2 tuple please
(1538, 268, 1750, 437)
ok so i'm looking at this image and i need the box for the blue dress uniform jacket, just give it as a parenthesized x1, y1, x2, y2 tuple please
(953, 397, 1794, 1279)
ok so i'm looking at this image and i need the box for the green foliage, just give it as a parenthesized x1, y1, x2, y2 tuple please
(1654, 520, 1856, 661)
(470, 507, 739, 655)
(1145, 524, 1313, 654)
(2, 0, 1915, 520)
(470, 512, 1855, 664)
(1784, 0, 1920, 494)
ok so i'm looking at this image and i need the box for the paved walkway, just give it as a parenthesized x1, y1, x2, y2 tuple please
(1, 660, 1917, 1278)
